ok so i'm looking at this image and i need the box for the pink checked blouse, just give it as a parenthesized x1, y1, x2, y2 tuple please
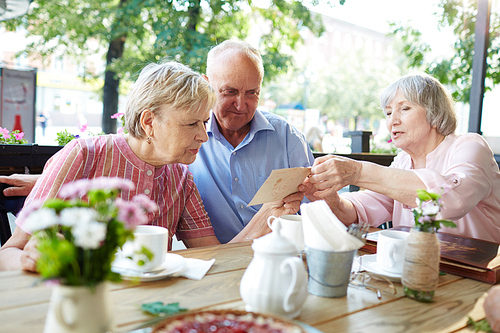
(16, 135, 215, 250)
(343, 133, 500, 243)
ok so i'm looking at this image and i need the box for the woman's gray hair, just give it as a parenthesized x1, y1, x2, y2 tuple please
(125, 61, 216, 138)
(380, 73, 457, 136)
(206, 40, 264, 83)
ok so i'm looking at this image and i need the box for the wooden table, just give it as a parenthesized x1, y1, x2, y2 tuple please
(0, 241, 493, 333)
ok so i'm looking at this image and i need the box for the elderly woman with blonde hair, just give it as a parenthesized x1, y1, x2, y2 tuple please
(302, 72, 500, 243)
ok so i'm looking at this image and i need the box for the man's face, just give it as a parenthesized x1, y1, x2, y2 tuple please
(208, 52, 262, 134)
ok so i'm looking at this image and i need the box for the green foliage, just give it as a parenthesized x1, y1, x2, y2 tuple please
(56, 129, 79, 146)
(141, 302, 187, 316)
(389, 0, 500, 103)
(3, 0, 341, 86)
(467, 317, 492, 332)
(403, 286, 435, 303)
(2, 0, 346, 128)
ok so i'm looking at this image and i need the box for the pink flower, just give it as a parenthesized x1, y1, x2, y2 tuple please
(44, 279, 61, 287)
(14, 132, 25, 140)
(0, 127, 10, 139)
(89, 177, 135, 192)
(80, 123, 88, 132)
(132, 194, 159, 213)
(59, 180, 91, 199)
(59, 177, 136, 199)
(115, 198, 148, 228)
(111, 112, 124, 119)
(117, 127, 125, 134)
(387, 139, 393, 143)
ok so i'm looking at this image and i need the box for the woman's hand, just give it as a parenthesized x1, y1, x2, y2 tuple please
(307, 155, 361, 198)
(0, 228, 38, 271)
(484, 285, 500, 332)
(20, 236, 40, 272)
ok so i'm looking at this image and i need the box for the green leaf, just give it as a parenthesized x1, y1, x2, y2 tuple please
(467, 317, 492, 332)
(435, 220, 457, 228)
(416, 189, 433, 201)
(141, 302, 187, 316)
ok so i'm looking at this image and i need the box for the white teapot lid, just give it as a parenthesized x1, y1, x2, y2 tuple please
(252, 219, 298, 254)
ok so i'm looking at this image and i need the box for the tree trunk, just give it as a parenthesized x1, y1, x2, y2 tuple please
(102, 36, 125, 134)
(102, 0, 127, 134)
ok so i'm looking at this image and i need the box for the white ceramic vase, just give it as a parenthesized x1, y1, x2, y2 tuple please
(44, 282, 114, 333)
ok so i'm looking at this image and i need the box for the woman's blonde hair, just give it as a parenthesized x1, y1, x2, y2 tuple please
(125, 61, 216, 138)
(380, 72, 457, 136)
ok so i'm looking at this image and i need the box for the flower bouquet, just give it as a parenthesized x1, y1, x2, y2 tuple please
(22, 177, 158, 286)
(412, 189, 457, 232)
(21, 177, 159, 332)
(402, 189, 456, 302)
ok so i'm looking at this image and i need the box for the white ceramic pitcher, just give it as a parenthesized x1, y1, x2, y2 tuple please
(239, 217, 308, 318)
(44, 282, 114, 333)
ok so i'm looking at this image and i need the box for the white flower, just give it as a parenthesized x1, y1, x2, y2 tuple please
(60, 207, 97, 227)
(72, 221, 107, 249)
(23, 208, 59, 232)
(421, 200, 440, 216)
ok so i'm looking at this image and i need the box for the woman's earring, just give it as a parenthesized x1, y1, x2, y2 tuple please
(147, 136, 152, 145)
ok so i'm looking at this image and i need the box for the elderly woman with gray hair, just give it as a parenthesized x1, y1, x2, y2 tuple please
(0, 61, 303, 271)
(302, 72, 500, 243)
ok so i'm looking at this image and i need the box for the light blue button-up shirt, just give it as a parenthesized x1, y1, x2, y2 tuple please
(188, 110, 314, 243)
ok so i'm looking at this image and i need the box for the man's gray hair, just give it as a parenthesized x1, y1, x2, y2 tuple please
(125, 61, 216, 138)
(206, 40, 264, 82)
(380, 72, 457, 136)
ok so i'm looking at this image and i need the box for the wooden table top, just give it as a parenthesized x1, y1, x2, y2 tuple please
(0, 240, 492, 333)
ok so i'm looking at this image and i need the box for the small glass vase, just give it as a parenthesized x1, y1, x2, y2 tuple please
(401, 227, 440, 302)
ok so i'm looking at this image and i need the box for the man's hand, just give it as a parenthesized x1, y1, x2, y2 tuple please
(0, 174, 39, 196)
(230, 192, 304, 243)
(263, 191, 304, 216)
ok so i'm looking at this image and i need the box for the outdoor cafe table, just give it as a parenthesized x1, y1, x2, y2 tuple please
(0, 239, 493, 333)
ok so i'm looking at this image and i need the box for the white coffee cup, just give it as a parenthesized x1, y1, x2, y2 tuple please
(268, 215, 304, 252)
(376, 230, 409, 274)
(121, 225, 168, 272)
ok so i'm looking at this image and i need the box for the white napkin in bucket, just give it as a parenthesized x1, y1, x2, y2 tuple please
(301, 200, 364, 252)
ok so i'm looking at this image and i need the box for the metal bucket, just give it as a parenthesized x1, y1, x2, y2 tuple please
(305, 246, 356, 298)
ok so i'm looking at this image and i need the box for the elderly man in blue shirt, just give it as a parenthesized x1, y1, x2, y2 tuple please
(189, 40, 314, 243)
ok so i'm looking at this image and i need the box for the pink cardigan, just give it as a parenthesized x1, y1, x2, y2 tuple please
(343, 133, 500, 243)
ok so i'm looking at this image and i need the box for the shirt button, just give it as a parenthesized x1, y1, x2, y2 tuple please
(144, 189, 150, 195)
(233, 152, 236, 155)
(234, 177, 239, 182)
(240, 204, 244, 209)
(147, 170, 153, 176)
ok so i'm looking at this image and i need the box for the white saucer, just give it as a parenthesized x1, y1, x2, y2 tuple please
(112, 253, 187, 282)
(358, 254, 401, 282)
